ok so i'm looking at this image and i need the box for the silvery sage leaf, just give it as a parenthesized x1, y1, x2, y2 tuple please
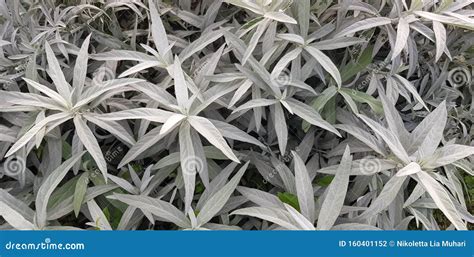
(358, 175, 407, 220)
(292, 151, 316, 223)
(317, 146, 352, 230)
(197, 162, 248, 227)
(109, 194, 191, 229)
(432, 21, 447, 62)
(416, 171, 467, 230)
(396, 162, 422, 177)
(274, 103, 288, 154)
(22, 78, 69, 109)
(6, 112, 72, 157)
(0, 201, 35, 230)
(378, 85, 410, 146)
(83, 114, 136, 146)
(72, 34, 91, 103)
(231, 207, 300, 230)
(284, 203, 315, 230)
(392, 17, 410, 60)
(358, 114, 410, 164)
(98, 108, 174, 123)
(86, 200, 112, 230)
(172, 57, 190, 108)
(335, 17, 392, 37)
(0, 189, 35, 230)
(188, 116, 240, 163)
(36, 152, 85, 229)
(73, 116, 107, 180)
(263, 12, 297, 24)
(73, 172, 89, 217)
(44, 41, 71, 101)
(237, 186, 285, 209)
(149, 0, 171, 62)
(304, 46, 342, 87)
(286, 98, 341, 137)
(179, 121, 196, 214)
(409, 101, 447, 157)
(422, 145, 474, 169)
(160, 114, 186, 136)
